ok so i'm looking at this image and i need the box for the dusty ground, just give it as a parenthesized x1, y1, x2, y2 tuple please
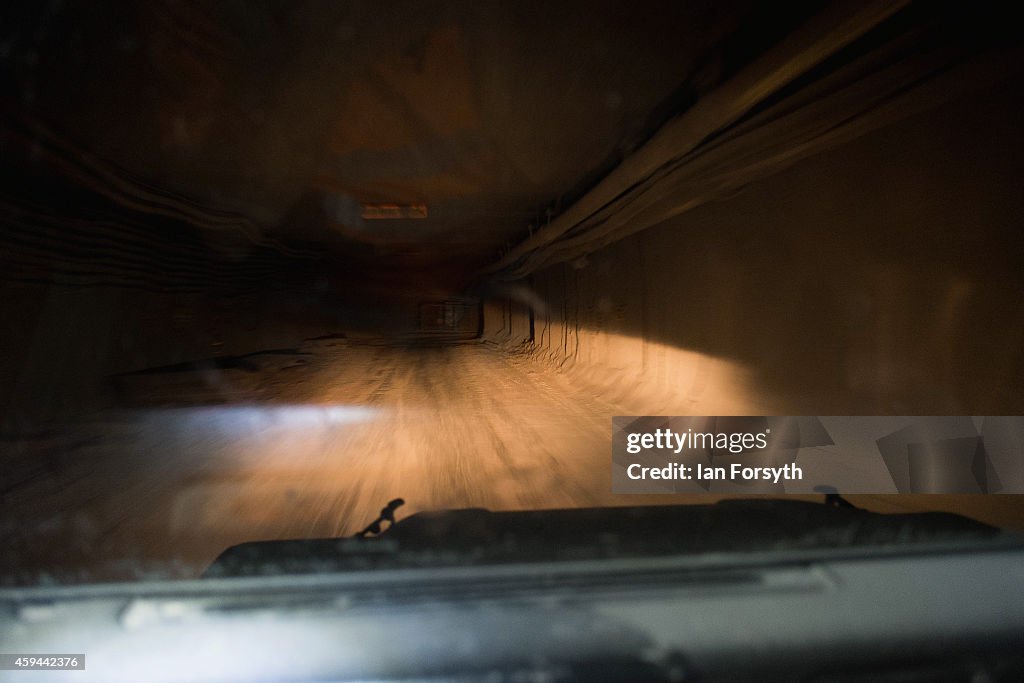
(3, 338, 1023, 584)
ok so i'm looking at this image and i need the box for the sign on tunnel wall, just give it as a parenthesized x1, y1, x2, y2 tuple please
(417, 299, 480, 337)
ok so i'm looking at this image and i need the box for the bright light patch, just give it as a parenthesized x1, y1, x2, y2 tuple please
(143, 405, 381, 435)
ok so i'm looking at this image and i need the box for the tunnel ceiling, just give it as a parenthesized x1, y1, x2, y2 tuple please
(1, 0, 827, 290)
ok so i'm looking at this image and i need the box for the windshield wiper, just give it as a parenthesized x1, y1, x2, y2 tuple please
(354, 498, 405, 538)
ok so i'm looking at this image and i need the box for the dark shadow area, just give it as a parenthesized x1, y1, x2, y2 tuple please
(114, 349, 311, 376)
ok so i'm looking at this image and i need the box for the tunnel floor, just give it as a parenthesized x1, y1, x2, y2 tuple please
(4, 339, 664, 582)
(4, 338, 1023, 584)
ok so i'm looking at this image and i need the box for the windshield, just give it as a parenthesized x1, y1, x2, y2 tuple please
(2, 0, 1024, 589)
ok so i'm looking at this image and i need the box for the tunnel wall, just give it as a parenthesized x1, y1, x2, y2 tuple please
(0, 146, 460, 427)
(0, 277, 478, 427)
(528, 80, 1024, 415)
(482, 298, 532, 347)
(1, 272, 485, 428)
(0, 283, 352, 429)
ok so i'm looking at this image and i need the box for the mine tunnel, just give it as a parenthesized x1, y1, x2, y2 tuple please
(2, 0, 1024, 584)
